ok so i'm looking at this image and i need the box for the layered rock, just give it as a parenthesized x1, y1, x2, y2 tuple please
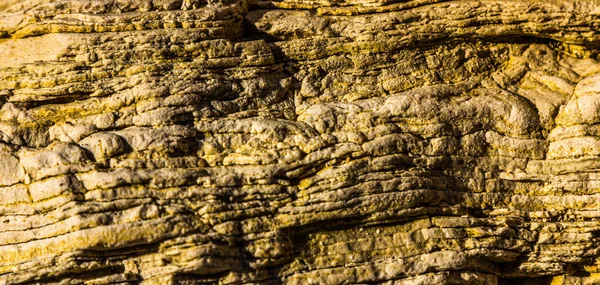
(2, 0, 600, 284)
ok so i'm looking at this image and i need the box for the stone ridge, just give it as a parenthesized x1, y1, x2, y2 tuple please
(1, 0, 600, 284)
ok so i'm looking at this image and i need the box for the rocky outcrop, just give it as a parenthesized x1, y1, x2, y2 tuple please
(2, 0, 600, 284)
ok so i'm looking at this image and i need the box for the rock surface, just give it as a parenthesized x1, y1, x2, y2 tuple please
(2, 0, 600, 284)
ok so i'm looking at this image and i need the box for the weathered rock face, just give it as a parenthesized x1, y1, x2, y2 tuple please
(3, 0, 600, 284)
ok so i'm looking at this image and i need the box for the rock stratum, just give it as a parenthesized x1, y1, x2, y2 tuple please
(3, 0, 600, 284)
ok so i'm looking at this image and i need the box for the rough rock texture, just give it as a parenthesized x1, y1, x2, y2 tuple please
(3, 0, 600, 284)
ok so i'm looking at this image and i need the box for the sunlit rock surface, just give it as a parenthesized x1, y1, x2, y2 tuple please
(2, 0, 600, 284)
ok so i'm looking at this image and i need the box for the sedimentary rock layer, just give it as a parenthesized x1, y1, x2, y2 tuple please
(2, 0, 600, 284)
